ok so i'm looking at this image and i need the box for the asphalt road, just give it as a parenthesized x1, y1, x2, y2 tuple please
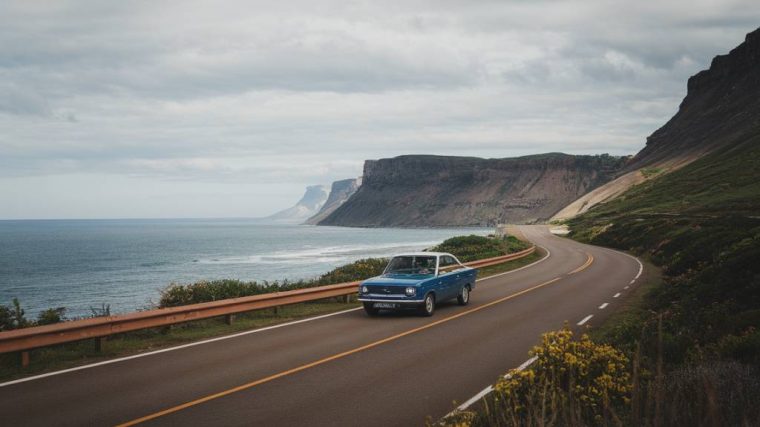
(0, 225, 644, 426)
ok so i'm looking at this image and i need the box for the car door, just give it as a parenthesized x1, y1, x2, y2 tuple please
(450, 256, 468, 290)
(438, 255, 458, 300)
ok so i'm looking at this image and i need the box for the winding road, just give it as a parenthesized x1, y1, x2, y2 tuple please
(0, 225, 644, 426)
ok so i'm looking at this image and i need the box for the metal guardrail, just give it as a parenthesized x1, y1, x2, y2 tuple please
(0, 246, 536, 359)
(463, 246, 535, 269)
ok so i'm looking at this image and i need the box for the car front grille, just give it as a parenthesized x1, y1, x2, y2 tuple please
(366, 285, 407, 295)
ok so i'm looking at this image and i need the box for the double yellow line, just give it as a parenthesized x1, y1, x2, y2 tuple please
(569, 252, 594, 275)
(118, 253, 593, 426)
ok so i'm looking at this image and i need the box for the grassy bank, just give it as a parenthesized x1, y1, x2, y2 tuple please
(0, 233, 534, 382)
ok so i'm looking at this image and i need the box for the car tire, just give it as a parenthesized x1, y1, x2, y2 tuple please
(363, 302, 379, 316)
(457, 285, 470, 306)
(420, 293, 435, 317)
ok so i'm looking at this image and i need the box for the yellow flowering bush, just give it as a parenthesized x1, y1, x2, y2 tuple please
(483, 328, 630, 426)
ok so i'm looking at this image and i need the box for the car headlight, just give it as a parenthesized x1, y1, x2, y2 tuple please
(405, 287, 416, 296)
(361, 286, 369, 294)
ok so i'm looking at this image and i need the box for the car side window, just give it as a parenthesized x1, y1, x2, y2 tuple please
(439, 256, 456, 274)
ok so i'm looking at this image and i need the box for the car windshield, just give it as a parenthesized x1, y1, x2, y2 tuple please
(384, 256, 437, 275)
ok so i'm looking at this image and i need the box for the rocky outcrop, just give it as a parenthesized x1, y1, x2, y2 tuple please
(317, 154, 626, 227)
(554, 27, 760, 220)
(626, 27, 760, 172)
(304, 178, 362, 225)
(265, 185, 329, 223)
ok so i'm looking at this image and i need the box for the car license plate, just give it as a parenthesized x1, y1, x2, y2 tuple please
(374, 302, 397, 309)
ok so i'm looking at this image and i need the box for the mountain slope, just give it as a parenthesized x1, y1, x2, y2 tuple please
(567, 27, 760, 368)
(264, 185, 329, 223)
(559, 29, 760, 425)
(318, 153, 626, 227)
(625, 28, 760, 172)
(554, 27, 760, 220)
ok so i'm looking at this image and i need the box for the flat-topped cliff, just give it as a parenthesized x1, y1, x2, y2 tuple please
(318, 153, 626, 227)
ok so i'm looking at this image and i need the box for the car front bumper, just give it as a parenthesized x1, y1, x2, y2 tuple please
(357, 296, 425, 304)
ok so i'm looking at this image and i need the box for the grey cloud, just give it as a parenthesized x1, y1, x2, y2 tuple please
(0, 0, 758, 218)
(0, 84, 52, 117)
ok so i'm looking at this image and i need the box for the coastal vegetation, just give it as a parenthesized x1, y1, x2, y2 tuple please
(430, 235, 529, 262)
(158, 258, 388, 308)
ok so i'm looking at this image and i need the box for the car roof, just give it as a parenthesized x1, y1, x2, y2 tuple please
(392, 252, 453, 257)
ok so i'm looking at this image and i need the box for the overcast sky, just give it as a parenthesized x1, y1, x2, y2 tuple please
(1, 1, 758, 219)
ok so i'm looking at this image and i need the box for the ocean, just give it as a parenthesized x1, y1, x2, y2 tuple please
(0, 219, 488, 318)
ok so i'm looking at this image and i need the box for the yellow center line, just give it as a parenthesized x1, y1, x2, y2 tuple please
(118, 273, 572, 426)
(568, 252, 594, 275)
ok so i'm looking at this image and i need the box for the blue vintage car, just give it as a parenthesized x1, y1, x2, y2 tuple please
(358, 252, 477, 316)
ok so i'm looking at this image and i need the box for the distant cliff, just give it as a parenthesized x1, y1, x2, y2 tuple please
(264, 185, 329, 223)
(304, 178, 361, 225)
(317, 153, 626, 227)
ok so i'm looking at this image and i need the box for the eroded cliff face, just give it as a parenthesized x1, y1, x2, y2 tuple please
(626, 27, 760, 171)
(318, 154, 626, 227)
(304, 178, 361, 225)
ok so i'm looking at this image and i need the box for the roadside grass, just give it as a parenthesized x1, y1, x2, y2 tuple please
(587, 258, 661, 345)
(0, 249, 539, 383)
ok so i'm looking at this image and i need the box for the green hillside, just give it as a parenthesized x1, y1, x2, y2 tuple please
(565, 135, 760, 424)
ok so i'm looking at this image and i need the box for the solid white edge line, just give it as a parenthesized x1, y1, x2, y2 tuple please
(0, 307, 362, 388)
(597, 246, 643, 281)
(599, 303, 609, 309)
(577, 314, 593, 326)
(629, 279, 636, 285)
(0, 246, 552, 389)
(613, 293, 621, 298)
(447, 356, 539, 417)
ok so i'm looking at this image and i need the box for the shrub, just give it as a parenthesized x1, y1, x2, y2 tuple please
(0, 305, 12, 331)
(36, 307, 67, 325)
(89, 303, 111, 317)
(158, 258, 388, 308)
(431, 235, 529, 262)
(314, 258, 387, 285)
(454, 328, 631, 426)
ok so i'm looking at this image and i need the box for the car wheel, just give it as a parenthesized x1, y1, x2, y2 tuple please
(457, 285, 470, 305)
(363, 302, 379, 316)
(420, 293, 435, 317)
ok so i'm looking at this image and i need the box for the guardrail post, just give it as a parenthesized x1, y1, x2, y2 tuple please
(94, 337, 106, 352)
(273, 306, 279, 316)
(343, 295, 350, 304)
(20, 351, 29, 368)
(225, 314, 235, 325)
